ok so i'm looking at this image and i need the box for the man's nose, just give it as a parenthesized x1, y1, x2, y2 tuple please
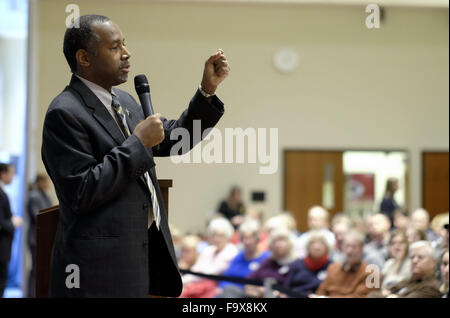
(122, 46, 131, 59)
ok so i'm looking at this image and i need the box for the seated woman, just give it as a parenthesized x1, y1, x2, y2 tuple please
(244, 227, 297, 298)
(381, 229, 411, 291)
(217, 219, 270, 297)
(178, 235, 201, 271)
(283, 232, 332, 296)
(180, 218, 238, 298)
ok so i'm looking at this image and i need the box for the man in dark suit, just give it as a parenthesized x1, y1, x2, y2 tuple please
(41, 14, 230, 297)
(0, 163, 22, 297)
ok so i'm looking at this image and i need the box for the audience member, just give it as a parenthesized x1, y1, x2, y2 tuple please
(258, 215, 291, 252)
(431, 213, 449, 250)
(283, 232, 332, 296)
(406, 226, 426, 243)
(310, 230, 378, 298)
(393, 209, 410, 231)
(363, 213, 391, 269)
(411, 208, 440, 243)
(245, 206, 265, 225)
(381, 229, 411, 291)
(178, 235, 201, 271)
(295, 206, 336, 258)
(368, 240, 442, 298)
(170, 224, 183, 260)
(180, 218, 238, 298)
(217, 219, 270, 297)
(380, 178, 400, 225)
(217, 186, 245, 228)
(244, 228, 296, 298)
(330, 213, 352, 263)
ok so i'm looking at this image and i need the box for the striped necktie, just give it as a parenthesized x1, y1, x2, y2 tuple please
(112, 94, 161, 230)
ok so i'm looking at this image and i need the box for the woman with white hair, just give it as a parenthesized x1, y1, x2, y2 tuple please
(283, 232, 332, 296)
(180, 217, 238, 298)
(244, 227, 297, 297)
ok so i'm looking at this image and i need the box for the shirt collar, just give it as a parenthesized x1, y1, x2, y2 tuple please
(342, 261, 361, 272)
(75, 74, 116, 108)
(0, 181, 5, 190)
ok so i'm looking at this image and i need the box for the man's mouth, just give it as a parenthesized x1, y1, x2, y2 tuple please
(120, 64, 130, 72)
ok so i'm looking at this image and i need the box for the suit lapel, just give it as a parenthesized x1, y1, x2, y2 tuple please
(68, 75, 125, 146)
(68, 76, 158, 201)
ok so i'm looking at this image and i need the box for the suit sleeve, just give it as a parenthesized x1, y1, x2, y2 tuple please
(0, 195, 14, 236)
(42, 107, 155, 215)
(150, 89, 224, 157)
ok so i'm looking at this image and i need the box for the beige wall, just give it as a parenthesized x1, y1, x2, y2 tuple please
(30, 0, 449, 233)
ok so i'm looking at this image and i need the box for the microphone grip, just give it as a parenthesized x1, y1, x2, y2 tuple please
(137, 92, 160, 152)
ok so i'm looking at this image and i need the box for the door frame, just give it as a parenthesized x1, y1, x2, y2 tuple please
(283, 147, 410, 214)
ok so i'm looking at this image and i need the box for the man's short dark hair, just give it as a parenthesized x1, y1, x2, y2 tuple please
(0, 163, 12, 175)
(63, 14, 111, 73)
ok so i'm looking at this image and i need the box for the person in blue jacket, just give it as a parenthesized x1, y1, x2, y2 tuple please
(217, 219, 270, 297)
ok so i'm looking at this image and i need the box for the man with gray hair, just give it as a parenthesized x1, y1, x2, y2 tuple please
(368, 240, 442, 298)
(310, 230, 377, 298)
(363, 213, 391, 269)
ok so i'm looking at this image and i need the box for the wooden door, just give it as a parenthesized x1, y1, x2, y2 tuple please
(423, 152, 449, 219)
(284, 151, 344, 232)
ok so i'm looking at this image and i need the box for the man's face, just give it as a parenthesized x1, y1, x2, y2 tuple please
(394, 214, 409, 230)
(308, 214, 327, 230)
(241, 232, 259, 253)
(211, 231, 228, 250)
(1, 166, 15, 185)
(343, 238, 363, 265)
(411, 213, 429, 231)
(410, 247, 436, 279)
(271, 236, 291, 260)
(83, 21, 131, 88)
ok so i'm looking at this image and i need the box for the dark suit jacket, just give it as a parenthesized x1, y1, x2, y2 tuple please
(0, 187, 14, 264)
(41, 75, 224, 297)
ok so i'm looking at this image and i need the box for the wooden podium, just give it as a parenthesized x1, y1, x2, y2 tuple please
(36, 179, 172, 298)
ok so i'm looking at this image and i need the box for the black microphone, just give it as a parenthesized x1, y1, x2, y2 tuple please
(134, 74, 160, 151)
(134, 74, 155, 118)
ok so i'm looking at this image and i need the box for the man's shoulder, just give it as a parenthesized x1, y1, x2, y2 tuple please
(47, 86, 82, 114)
(327, 262, 342, 272)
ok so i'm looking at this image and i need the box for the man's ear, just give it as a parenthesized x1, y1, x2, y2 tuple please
(76, 49, 91, 69)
